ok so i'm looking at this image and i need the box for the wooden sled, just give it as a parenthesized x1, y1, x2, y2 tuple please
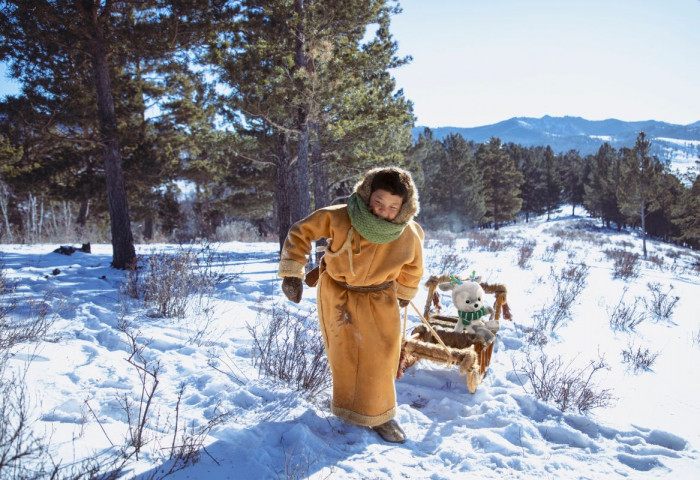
(398, 274, 512, 393)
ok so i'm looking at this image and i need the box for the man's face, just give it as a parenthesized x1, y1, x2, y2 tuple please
(368, 188, 403, 221)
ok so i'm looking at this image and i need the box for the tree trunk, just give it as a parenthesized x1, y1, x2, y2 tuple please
(290, 0, 311, 225)
(76, 198, 90, 227)
(310, 122, 329, 210)
(143, 217, 154, 241)
(81, 0, 135, 269)
(276, 133, 292, 251)
(310, 121, 328, 263)
(641, 200, 647, 258)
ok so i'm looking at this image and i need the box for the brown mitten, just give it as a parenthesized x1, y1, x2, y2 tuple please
(282, 277, 303, 303)
(398, 299, 409, 308)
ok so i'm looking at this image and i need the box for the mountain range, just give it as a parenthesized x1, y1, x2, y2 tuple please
(413, 116, 700, 173)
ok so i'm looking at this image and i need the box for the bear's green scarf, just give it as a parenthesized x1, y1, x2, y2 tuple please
(459, 307, 486, 325)
(347, 192, 407, 244)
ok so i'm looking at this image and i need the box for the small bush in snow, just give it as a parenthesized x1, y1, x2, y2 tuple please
(647, 254, 665, 271)
(528, 263, 590, 344)
(517, 239, 536, 268)
(1, 291, 57, 355)
(0, 366, 48, 478)
(466, 230, 515, 252)
(621, 342, 660, 373)
(0, 258, 19, 345)
(513, 349, 614, 413)
(540, 239, 564, 263)
(215, 220, 263, 242)
(608, 289, 647, 332)
(604, 248, 640, 279)
(122, 244, 224, 320)
(645, 282, 680, 321)
(424, 237, 470, 276)
(693, 330, 700, 348)
(248, 304, 331, 398)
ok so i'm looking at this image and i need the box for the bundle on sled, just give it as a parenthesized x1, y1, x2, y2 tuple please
(397, 273, 512, 393)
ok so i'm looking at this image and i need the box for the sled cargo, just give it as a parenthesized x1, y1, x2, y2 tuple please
(398, 274, 512, 393)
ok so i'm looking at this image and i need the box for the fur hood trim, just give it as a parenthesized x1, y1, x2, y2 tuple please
(353, 167, 419, 224)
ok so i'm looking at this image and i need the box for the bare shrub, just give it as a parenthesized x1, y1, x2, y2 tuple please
(528, 263, 590, 343)
(147, 389, 230, 479)
(282, 439, 334, 480)
(513, 349, 614, 413)
(621, 342, 660, 373)
(207, 345, 249, 386)
(617, 240, 634, 249)
(215, 220, 262, 242)
(248, 304, 331, 398)
(645, 282, 680, 321)
(647, 254, 665, 271)
(540, 239, 564, 263)
(693, 330, 700, 348)
(117, 320, 161, 459)
(608, 288, 647, 332)
(544, 225, 608, 246)
(0, 258, 19, 348)
(0, 293, 58, 353)
(604, 248, 640, 279)
(0, 366, 48, 478)
(517, 239, 536, 268)
(122, 244, 224, 321)
(465, 230, 516, 252)
(424, 237, 469, 275)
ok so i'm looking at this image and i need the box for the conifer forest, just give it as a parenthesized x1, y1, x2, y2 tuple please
(0, 0, 698, 266)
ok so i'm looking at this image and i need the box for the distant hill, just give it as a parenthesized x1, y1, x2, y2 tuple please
(413, 116, 700, 173)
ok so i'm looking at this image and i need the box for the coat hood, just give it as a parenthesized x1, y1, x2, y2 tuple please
(353, 167, 420, 224)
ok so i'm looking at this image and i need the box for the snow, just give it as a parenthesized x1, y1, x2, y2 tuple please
(655, 138, 700, 148)
(1, 210, 699, 479)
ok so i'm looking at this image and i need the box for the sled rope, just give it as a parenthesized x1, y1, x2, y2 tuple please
(409, 300, 454, 364)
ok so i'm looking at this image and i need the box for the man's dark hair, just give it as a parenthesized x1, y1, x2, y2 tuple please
(370, 171, 408, 201)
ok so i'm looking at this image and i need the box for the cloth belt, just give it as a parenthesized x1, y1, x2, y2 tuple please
(334, 279, 394, 292)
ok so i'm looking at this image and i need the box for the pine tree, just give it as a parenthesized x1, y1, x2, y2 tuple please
(476, 137, 523, 230)
(584, 143, 623, 229)
(541, 146, 562, 220)
(418, 132, 484, 231)
(646, 172, 683, 242)
(512, 145, 545, 222)
(559, 149, 586, 216)
(211, 0, 414, 247)
(672, 166, 700, 249)
(618, 132, 664, 257)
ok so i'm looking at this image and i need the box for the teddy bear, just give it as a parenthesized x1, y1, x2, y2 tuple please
(438, 275, 497, 344)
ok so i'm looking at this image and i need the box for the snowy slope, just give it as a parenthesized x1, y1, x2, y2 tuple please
(1, 211, 699, 479)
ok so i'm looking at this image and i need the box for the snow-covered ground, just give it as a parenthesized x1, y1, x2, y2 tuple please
(1, 210, 699, 479)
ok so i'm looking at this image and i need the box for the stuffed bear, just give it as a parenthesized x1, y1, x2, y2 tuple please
(438, 275, 497, 344)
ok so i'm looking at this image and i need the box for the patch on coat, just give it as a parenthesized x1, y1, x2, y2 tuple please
(335, 304, 352, 327)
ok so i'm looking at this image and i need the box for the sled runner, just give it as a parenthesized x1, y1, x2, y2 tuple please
(397, 274, 512, 393)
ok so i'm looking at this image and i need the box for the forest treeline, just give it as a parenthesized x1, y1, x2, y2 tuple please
(411, 129, 700, 253)
(0, 1, 698, 267)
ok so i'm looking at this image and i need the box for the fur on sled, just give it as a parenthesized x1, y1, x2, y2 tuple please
(397, 325, 479, 379)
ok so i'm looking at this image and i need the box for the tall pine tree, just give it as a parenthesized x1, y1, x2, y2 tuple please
(476, 137, 523, 230)
(618, 132, 664, 257)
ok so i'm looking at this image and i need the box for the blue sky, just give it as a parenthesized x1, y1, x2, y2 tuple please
(2, 1, 698, 129)
(389, 0, 700, 127)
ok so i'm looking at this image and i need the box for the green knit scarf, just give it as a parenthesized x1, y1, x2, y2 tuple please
(347, 192, 407, 244)
(459, 307, 486, 325)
